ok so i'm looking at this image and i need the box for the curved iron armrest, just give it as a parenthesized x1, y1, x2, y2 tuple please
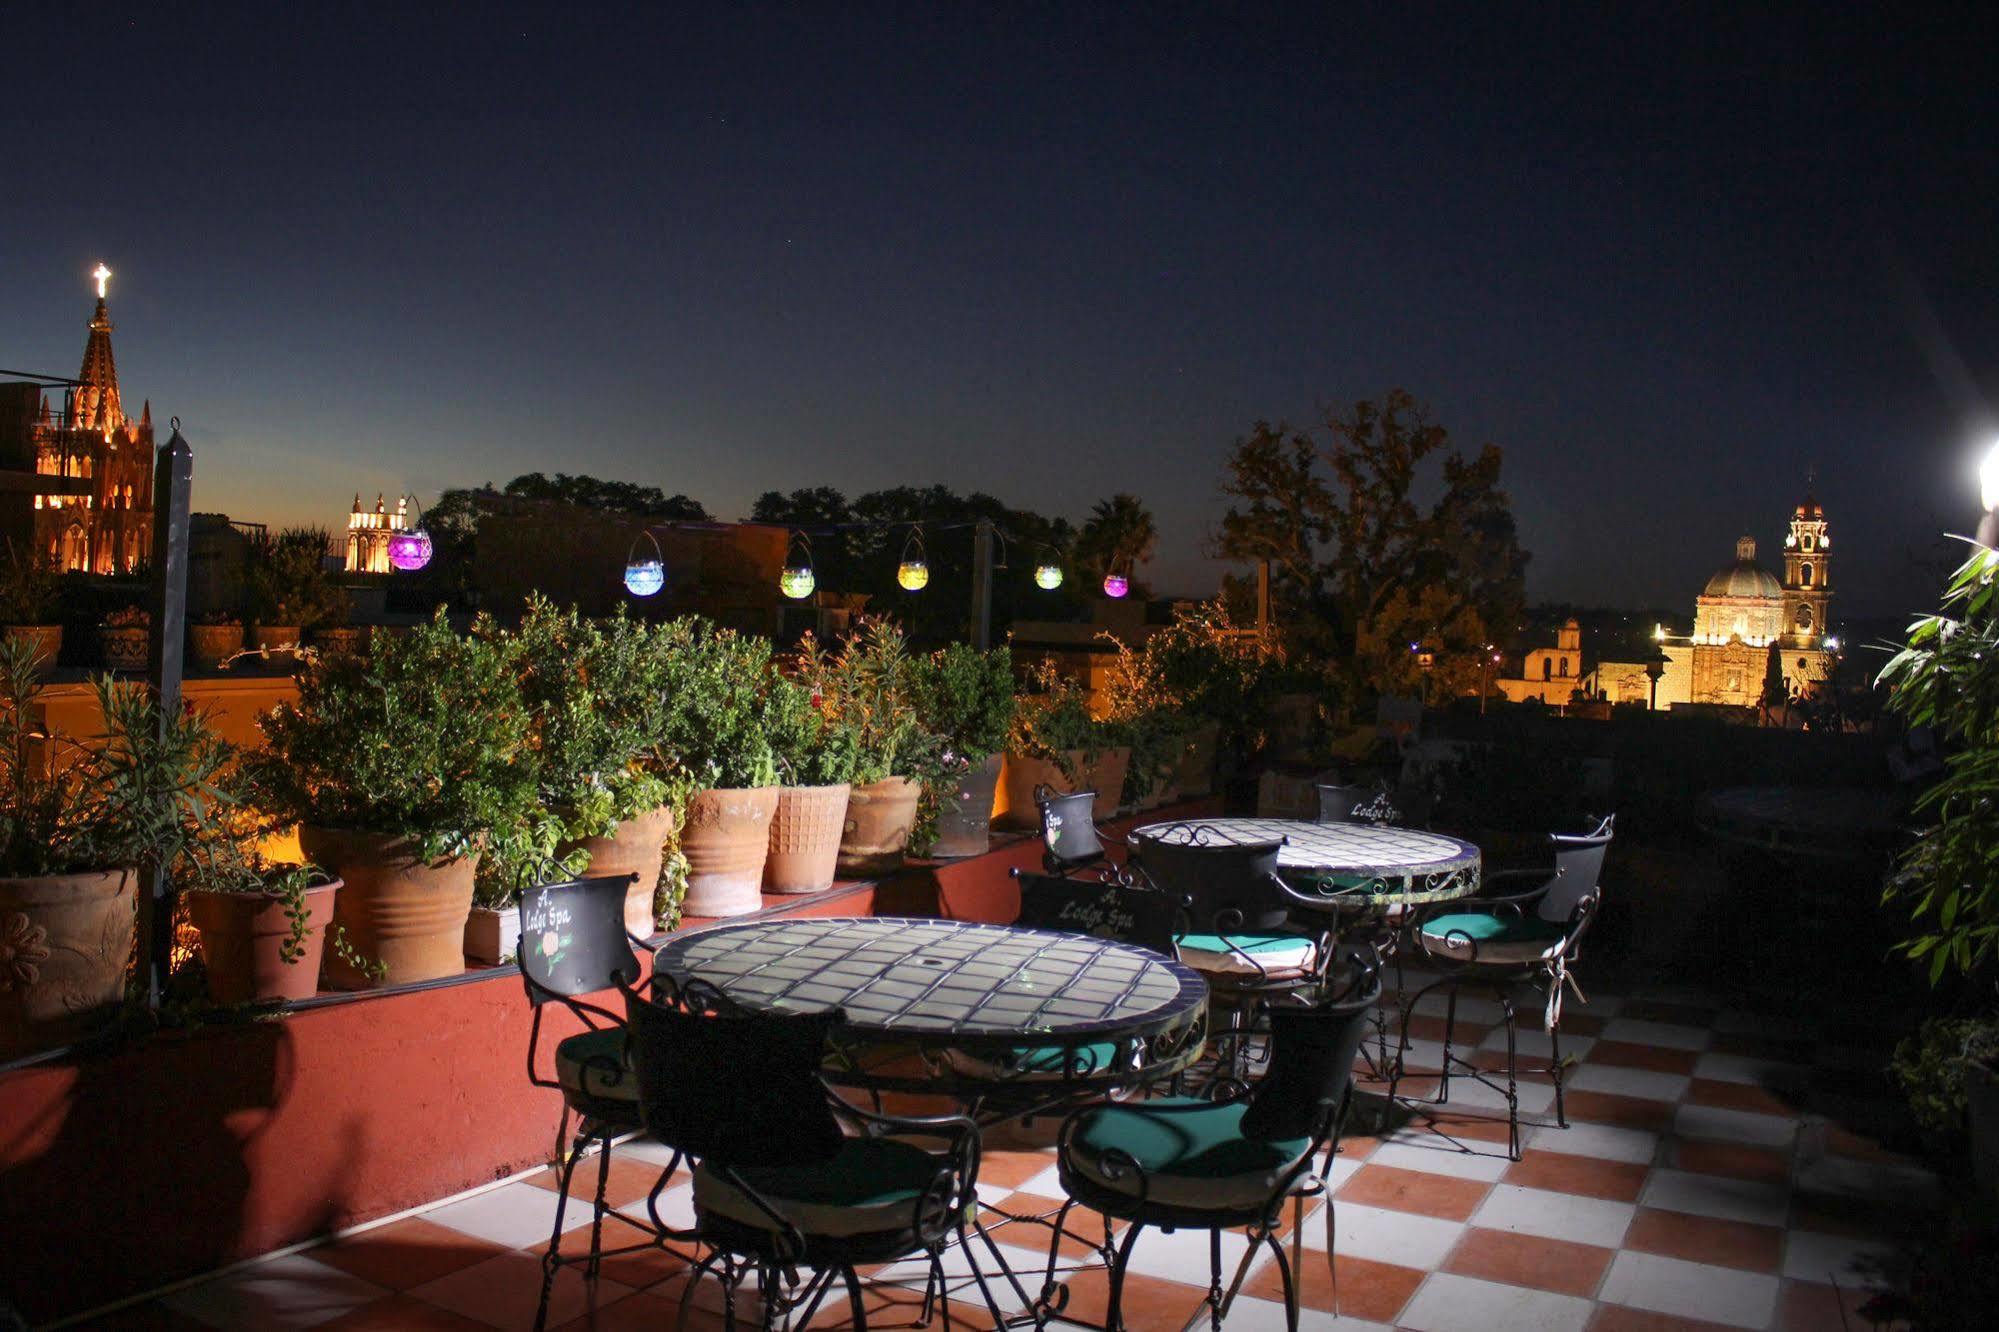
(523, 980, 636, 1096)
(830, 1097, 982, 1248)
(1422, 865, 1562, 924)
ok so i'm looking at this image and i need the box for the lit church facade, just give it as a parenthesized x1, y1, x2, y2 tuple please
(344, 494, 409, 573)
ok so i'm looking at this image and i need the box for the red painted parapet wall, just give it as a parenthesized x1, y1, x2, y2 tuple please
(0, 800, 1213, 1324)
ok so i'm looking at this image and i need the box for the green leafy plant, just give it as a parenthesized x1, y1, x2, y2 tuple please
(243, 608, 535, 860)
(1881, 543, 1999, 983)
(1009, 661, 1113, 783)
(1892, 1015, 1999, 1142)
(790, 617, 934, 784)
(910, 644, 1015, 764)
(103, 605, 149, 630)
(765, 673, 861, 787)
(246, 526, 345, 629)
(0, 544, 62, 625)
(647, 618, 779, 790)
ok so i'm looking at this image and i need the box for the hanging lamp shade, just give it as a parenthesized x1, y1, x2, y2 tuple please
(780, 530, 816, 599)
(1034, 561, 1064, 590)
(1102, 571, 1129, 599)
(897, 526, 929, 591)
(387, 495, 433, 571)
(624, 530, 666, 597)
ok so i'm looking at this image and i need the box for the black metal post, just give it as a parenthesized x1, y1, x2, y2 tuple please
(138, 421, 194, 1007)
(971, 518, 995, 651)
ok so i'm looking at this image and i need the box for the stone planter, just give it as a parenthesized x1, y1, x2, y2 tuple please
(931, 754, 1003, 859)
(838, 776, 922, 877)
(0, 868, 135, 1062)
(463, 905, 524, 967)
(1174, 722, 1221, 798)
(186, 880, 340, 1005)
(298, 827, 478, 989)
(2, 624, 63, 672)
(679, 786, 780, 918)
(251, 624, 304, 663)
(98, 625, 149, 671)
(562, 804, 676, 939)
(309, 625, 366, 659)
(765, 783, 851, 893)
(188, 623, 244, 672)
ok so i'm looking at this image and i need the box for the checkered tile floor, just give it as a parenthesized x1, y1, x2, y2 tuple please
(101, 970, 1925, 1330)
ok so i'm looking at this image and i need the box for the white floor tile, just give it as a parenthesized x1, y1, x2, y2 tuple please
(1674, 1103, 1799, 1149)
(1412, 992, 1508, 1024)
(1793, 1152, 1941, 1206)
(1597, 1250, 1780, 1328)
(1476, 1028, 1594, 1061)
(1568, 1064, 1691, 1102)
(1469, 1184, 1635, 1246)
(1305, 1200, 1464, 1268)
(1217, 1293, 1392, 1330)
(1782, 1228, 1903, 1285)
(423, 1180, 595, 1248)
(877, 1240, 1040, 1314)
(1693, 1052, 1807, 1085)
(1398, 1272, 1594, 1332)
(1522, 1121, 1659, 1165)
(1017, 1162, 1068, 1198)
(1639, 1168, 1790, 1227)
(1434, 1075, 1555, 1115)
(160, 1253, 386, 1329)
(1118, 1220, 1259, 1285)
(1367, 1139, 1514, 1182)
(1600, 1018, 1712, 1051)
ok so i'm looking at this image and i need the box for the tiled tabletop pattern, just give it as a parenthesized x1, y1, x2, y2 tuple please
(101, 970, 1924, 1330)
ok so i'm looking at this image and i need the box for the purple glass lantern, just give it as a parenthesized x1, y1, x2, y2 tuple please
(1102, 572, 1129, 599)
(388, 527, 433, 572)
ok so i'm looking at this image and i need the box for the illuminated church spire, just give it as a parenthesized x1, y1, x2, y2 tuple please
(72, 263, 122, 432)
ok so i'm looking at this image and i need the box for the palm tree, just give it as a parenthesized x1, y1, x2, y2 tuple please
(1076, 494, 1158, 595)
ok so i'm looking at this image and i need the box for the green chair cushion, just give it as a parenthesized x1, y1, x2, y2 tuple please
(1418, 911, 1565, 964)
(693, 1136, 944, 1239)
(1177, 933, 1318, 978)
(1065, 1096, 1311, 1210)
(949, 1039, 1127, 1081)
(555, 1028, 637, 1104)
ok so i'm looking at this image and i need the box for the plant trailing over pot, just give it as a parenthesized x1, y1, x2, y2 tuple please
(1003, 660, 1131, 824)
(189, 611, 244, 673)
(908, 643, 1014, 856)
(243, 608, 534, 986)
(0, 543, 64, 670)
(0, 634, 235, 1056)
(762, 672, 859, 893)
(176, 824, 363, 1004)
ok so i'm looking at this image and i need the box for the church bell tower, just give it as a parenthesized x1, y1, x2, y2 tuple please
(1781, 484, 1829, 650)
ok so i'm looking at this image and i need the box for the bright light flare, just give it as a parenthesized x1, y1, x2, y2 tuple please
(1981, 438, 1999, 513)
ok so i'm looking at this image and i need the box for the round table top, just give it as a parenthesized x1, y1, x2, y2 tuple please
(1130, 817, 1482, 908)
(652, 916, 1208, 1055)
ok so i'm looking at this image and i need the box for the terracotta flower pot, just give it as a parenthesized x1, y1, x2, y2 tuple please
(298, 827, 478, 989)
(0, 868, 135, 1062)
(2, 624, 62, 672)
(1090, 747, 1133, 815)
(931, 754, 1003, 859)
(679, 787, 779, 918)
(765, 783, 851, 894)
(997, 750, 1078, 830)
(186, 880, 339, 1005)
(1174, 722, 1221, 798)
(188, 623, 244, 672)
(562, 804, 676, 939)
(98, 625, 148, 671)
(838, 776, 921, 878)
(252, 624, 304, 663)
(463, 905, 523, 966)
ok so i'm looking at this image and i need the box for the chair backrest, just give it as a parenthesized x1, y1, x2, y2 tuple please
(1132, 827, 1291, 933)
(1240, 949, 1382, 1143)
(1538, 815, 1615, 926)
(516, 875, 643, 1004)
(622, 986, 847, 1169)
(1038, 786, 1106, 871)
(1315, 782, 1398, 825)
(1013, 870, 1180, 958)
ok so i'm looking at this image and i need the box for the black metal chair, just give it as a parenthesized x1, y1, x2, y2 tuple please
(1042, 948, 1382, 1331)
(1387, 816, 1616, 1158)
(622, 977, 995, 1330)
(1036, 785, 1112, 876)
(516, 873, 652, 1331)
(1314, 781, 1399, 825)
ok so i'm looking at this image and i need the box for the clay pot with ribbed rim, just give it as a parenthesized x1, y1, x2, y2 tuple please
(837, 776, 921, 878)
(2, 624, 63, 672)
(187, 880, 340, 1005)
(764, 783, 851, 894)
(0, 868, 135, 1062)
(679, 786, 779, 918)
(297, 827, 478, 989)
(252, 624, 304, 665)
(931, 753, 1003, 858)
(561, 804, 675, 939)
(188, 622, 244, 672)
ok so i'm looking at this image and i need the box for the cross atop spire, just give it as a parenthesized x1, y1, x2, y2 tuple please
(92, 263, 111, 300)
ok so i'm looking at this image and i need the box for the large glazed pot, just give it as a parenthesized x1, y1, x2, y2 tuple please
(765, 783, 851, 894)
(98, 626, 149, 671)
(0, 869, 134, 1062)
(1174, 722, 1222, 798)
(562, 804, 676, 939)
(2, 624, 63, 672)
(838, 776, 921, 877)
(188, 623, 244, 672)
(298, 827, 478, 989)
(931, 754, 1003, 859)
(186, 880, 340, 1005)
(997, 751, 1081, 830)
(679, 787, 780, 918)
(252, 624, 304, 664)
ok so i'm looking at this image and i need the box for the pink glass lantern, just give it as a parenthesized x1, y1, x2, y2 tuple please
(387, 526, 432, 571)
(1102, 571, 1129, 599)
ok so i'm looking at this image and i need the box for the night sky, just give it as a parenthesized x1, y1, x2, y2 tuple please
(5, 6, 1995, 617)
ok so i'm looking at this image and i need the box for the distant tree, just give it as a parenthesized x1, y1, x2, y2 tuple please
(1074, 494, 1158, 597)
(1217, 389, 1530, 700)
(503, 471, 708, 519)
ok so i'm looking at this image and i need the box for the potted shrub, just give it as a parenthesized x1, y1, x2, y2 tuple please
(243, 610, 533, 987)
(180, 840, 345, 1004)
(794, 619, 934, 877)
(762, 674, 857, 894)
(188, 611, 244, 672)
(510, 598, 680, 938)
(0, 546, 64, 670)
(1002, 663, 1128, 826)
(247, 527, 342, 661)
(1134, 603, 1275, 796)
(909, 643, 1015, 858)
(0, 636, 234, 1059)
(98, 605, 150, 671)
(651, 619, 780, 917)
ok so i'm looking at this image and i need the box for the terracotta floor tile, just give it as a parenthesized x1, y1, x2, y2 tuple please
(1620, 1000, 1720, 1027)
(1587, 1303, 1741, 1331)
(70, 1303, 214, 1331)
(1562, 1012, 1610, 1037)
(1670, 1138, 1792, 1185)
(320, 1293, 496, 1330)
(978, 1147, 1059, 1190)
(1585, 1041, 1701, 1075)
(1404, 1112, 1517, 1148)
(410, 1249, 634, 1331)
(1404, 1013, 1490, 1046)
(1710, 1030, 1815, 1063)
(552, 1289, 685, 1331)
(1035, 1264, 1207, 1329)
(1503, 1148, 1650, 1202)
(1788, 1189, 1898, 1239)
(1246, 1249, 1426, 1323)
(1563, 1089, 1679, 1132)
(1337, 1162, 1491, 1220)
(1687, 1077, 1805, 1117)
(522, 1152, 676, 1208)
(1624, 1206, 1785, 1272)
(1468, 1048, 1561, 1080)
(1444, 1226, 1614, 1297)
(312, 1218, 512, 1291)
(530, 1213, 697, 1290)
(986, 1192, 1122, 1261)
(1777, 1275, 1896, 1331)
